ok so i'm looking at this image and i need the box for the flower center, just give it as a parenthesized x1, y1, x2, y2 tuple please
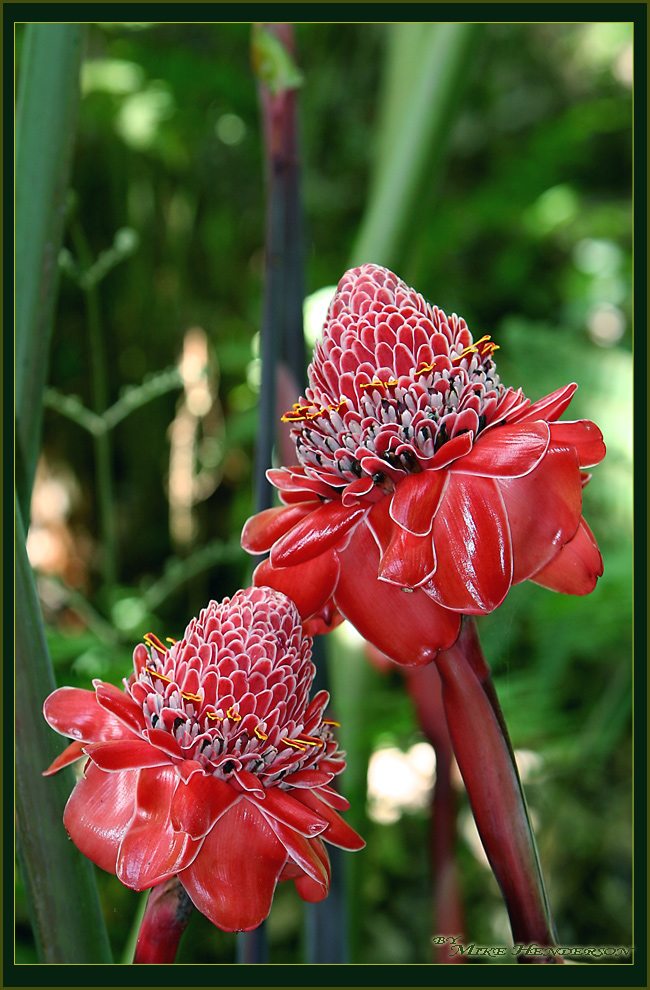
(284, 334, 507, 487)
(128, 628, 335, 788)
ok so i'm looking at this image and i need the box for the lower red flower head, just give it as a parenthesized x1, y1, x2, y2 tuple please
(43, 587, 364, 932)
(242, 264, 605, 666)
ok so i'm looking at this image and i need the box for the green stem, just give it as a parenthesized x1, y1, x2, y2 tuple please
(71, 219, 118, 589)
(15, 23, 86, 522)
(15, 494, 112, 962)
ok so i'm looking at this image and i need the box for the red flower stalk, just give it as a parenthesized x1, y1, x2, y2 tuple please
(43, 587, 364, 939)
(242, 264, 605, 666)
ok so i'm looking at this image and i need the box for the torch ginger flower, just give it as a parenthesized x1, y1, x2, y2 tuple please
(242, 264, 605, 666)
(43, 587, 363, 932)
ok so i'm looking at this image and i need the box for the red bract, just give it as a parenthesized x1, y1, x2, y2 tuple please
(43, 587, 364, 932)
(242, 264, 605, 666)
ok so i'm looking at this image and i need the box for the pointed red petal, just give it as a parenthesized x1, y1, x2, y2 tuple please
(368, 495, 437, 588)
(509, 382, 577, 423)
(93, 680, 146, 736)
(430, 431, 473, 469)
(294, 790, 365, 850)
(549, 420, 606, 468)
(179, 800, 288, 931)
(63, 763, 138, 874)
(117, 767, 200, 890)
(253, 550, 339, 622)
(241, 503, 314, 554)
(531, 517, 603, 595)
(498, 446, 583, 584)
(270, 500, 364, 567)
(253, 787, 328, 837)
(171, 772, 241, 839)
(43, 687, 129, 743)
(43, 740, 85, 776)
(313, 785, 351, 811)
(282, 769, 335, 788)
(262, 817, 329, 886)
(388, 469, 447, 536)
(83, 739, 171, 772)
(455, 422, 550, 479)
(426, 474, 513, 613)
(335, 522, 460, 666)
(294, 838, 331, 903)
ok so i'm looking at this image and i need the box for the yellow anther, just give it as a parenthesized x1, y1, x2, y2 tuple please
(166, 637, 177, 645)
(144, 632, 168, 656)
(206, 711, 222, 721)
(146, 667, 171, 685)
(360, 379, 398, 390)
(181, 690, 201, 704)
(254, 726, 269, 740)
(282, 738, 308, 751)
(297, 736, 324, 747)
(226, 706, 242, 722)
(322, 719, 340, 727)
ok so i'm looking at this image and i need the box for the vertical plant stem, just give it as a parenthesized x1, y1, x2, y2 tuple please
(405, 663, 465, 963)
(71, 220, 119, 588)
(133, 878, 193, 964)
(15, 495, 112, 962)
(350, 22, 480, 271)
(435, 625, 560, 962)
(15, 23, 86, 522)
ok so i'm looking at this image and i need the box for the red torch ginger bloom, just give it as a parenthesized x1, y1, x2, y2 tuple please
(43, 587, 363, 932)
(242, 264, 605, 666)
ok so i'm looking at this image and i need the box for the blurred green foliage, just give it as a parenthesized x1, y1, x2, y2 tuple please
(16, 21, 633, 964)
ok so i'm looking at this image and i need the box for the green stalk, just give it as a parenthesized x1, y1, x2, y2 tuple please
(15, 495, 112, 963)
(350, 22, 480, 270)
(15, 23, 86, 522)
(70, 219, 119, 589)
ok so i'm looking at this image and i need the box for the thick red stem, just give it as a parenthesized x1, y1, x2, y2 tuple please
(133, 877, 193, 964)
(405, 663, 465, 963)
(435, 625, 561, 964)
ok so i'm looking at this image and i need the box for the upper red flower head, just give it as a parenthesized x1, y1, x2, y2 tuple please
(242, 264, 605, 665)
(43, 587, 363, 932)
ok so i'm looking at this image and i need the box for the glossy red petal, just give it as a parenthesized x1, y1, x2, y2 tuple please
(454, 422, 550, 479)
(335, 522, 460, 666)
(117, 767, 200, 890)
(388, 469, 447, 536)
(313, 785, 350, 811)
(531, 517, 603, 595)
(267, 467, 334, 500)
(43, 740, 86, 776)
(498, 446, 583, 584)
(179, 800, 288, 932)
(63, 763, 138, 874)
(368, 494, 437, 588)
(295, 790, 365, 850)
(430, 431, 473, 469)
(282, 769, 334, 788)
(253, 787, 328, 837)
(549, 420, 606, 468)
(262, 817, 330, 886)
(426, 474, 513, 613)
(43, 687, 129, 743)
(253, 550, 339, 622)
(270, 500, 365, 567)
(171, 772, 241, 839)
(83, 739, 171, 772)
(93, 680, 146, 736)
(509, 382, 577, 423)
(241, 503, 314, 554)
(294, 839, 331, 903)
